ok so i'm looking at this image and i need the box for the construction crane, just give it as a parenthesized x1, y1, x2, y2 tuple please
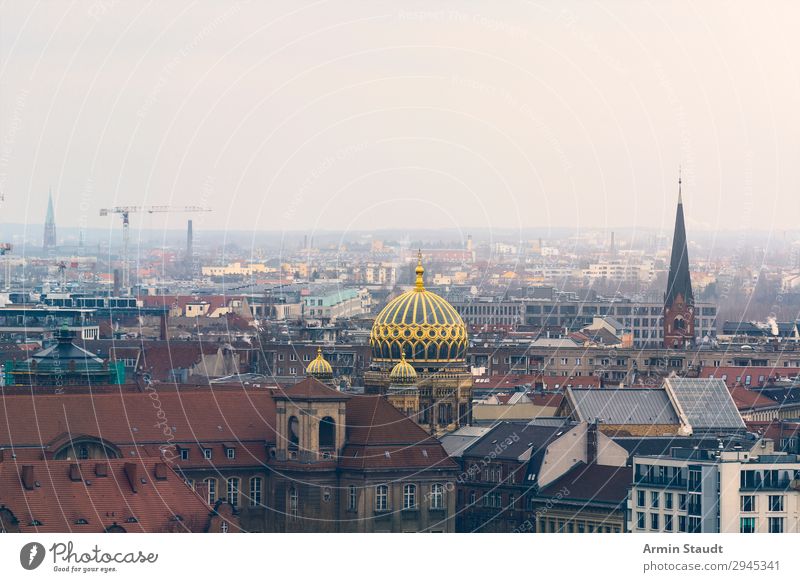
(99, 205, 211, 289)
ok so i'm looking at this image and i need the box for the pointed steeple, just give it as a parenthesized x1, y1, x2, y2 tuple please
(46, 188, 55, 223)
(665, 171, 693, 308)
(43, 187, 57, 250)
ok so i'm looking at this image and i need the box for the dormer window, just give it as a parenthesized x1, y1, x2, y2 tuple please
(180, 448, 189, 461)
(225, 447, 235, 460)
(203, 448, 212, 460)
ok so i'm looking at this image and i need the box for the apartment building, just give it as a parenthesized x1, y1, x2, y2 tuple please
(629, 444, 800, 533)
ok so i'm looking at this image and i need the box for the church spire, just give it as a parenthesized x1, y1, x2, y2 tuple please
(663, 171, 695, 348)
(43, 187, 57, 250)
(665, 171, 693, 307)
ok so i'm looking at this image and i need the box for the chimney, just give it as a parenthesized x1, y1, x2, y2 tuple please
(587, 420, 599, 463)
(154, 462, 168, 481)
(21, 465, 35, 490)
(186, 219, 194, 272)
(124, 462, 138, 493)
(69, 463, 82, 482)
(159, 312, 168, 341)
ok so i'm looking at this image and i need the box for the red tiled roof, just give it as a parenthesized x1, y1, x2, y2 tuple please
(0, 387, 455, 473)
(700, 366, 799, 388)
(0, 387, 277, 450)
(728, 386, 777, 411)
(273, 377, 350, 401)
(340, 396, 457, 471)
(745, 420, 800, 441)
(527, 392, 565, 407)
(0, 458, 213, 532)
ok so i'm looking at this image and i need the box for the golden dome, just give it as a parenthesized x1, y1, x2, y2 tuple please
(370, 252, 468, 364)
(389, 354, 418, 384)
(306, 347, 333, 380)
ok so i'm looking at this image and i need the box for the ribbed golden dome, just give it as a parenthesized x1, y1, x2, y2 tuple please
(389, 354, 418, 384)
(370, 252, 468, 364)
(306, 347, 333, 380)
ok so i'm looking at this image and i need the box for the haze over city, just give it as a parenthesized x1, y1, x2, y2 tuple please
(2, 1, 800, 236)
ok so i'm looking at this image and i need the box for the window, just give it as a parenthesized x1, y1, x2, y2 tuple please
(288, 416, 300, 447)
(768, 517, 784, 533)
(289, 487, 298, 520)
(664, 514, 673, 532)
(403, 484, 417, 510)
(289, 367, 297, 375)
(768, 495, 784, 512)
(227, 477, 239, 507)
(249, 477, 262, 506)
(678, 516, 687, 533)
(636, 512, 645, 529)
(220, 521, 229, 533)
(79, 445, 89, 460)
(664, 492, 673, 510)
(470, 491, 477, 506)
(650, 513, 659, 531)
(651, 491, 659, 508)
(430, 483, 444, 510)
(348, 485, 357, 511)
(688, 468, 702, 489)
(741, 495, 755, 512)
(678, 494, 687, 511)
(319, 416, 336, 449)
(180, 449, 189, 461)
(375, 484, 388, 511)
(205, 478, 217, 504)
(636, 490, 645, 507)
(203, 448, 212, 460)
(740, 517, 756, 533)
(226, 448, 235, 460)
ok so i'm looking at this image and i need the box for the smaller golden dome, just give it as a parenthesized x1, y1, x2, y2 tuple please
(389, 354, 417, 385)
(306, 347, 333, 380)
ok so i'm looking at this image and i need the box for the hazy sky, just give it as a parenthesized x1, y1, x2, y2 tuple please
(1, 0, 799, 241)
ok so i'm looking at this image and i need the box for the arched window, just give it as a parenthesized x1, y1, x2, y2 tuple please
(205, 478, 217, 505)
(430, 483, 444, 509)
(227, 477, 240, 507)
(288, 416, 300, 448)
(249, 477, 262, 506)
(403, 484, 416, 510)
(319, 416, 336, 449)
(375, 484, 388, 511)
(674, 317, 685, 330)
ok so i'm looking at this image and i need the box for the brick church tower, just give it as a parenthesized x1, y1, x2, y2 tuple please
(663, 173, 694, 348)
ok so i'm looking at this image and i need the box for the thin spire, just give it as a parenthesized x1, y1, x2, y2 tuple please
(414, 249, 425, 290)
(677, 167, 683, 205)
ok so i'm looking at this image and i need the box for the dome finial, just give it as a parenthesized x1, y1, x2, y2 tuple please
(415, 249, 425, 290)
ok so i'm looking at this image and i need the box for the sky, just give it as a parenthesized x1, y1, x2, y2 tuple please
(1, 0, 799, 241)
